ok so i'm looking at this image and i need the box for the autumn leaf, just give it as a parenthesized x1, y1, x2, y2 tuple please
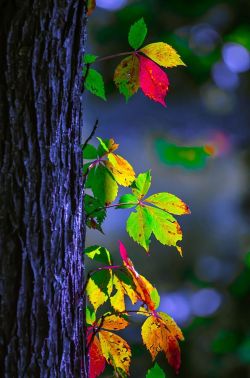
(89, 335, 106, 378)
(145, 192, 190, 215)
(141, 312, 184, 374)
(128, 18, 147, 50)
(101, 314, 129, 330)
(140, 42, 186, 68)
(114, 55, 140, 101)
(118, 241, 160, 311)
(138, 55, 169, 107)
(99, 331, 131, 375)
(83, 67, 106, 100)
(106, 153, 135, 186)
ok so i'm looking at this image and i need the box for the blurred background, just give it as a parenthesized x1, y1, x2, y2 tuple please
(83, 0, 250, 377)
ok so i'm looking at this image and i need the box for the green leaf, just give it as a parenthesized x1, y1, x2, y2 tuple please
(83, 162, 92, 175)
(145, 192, 190, 215)
(84, 194, 106, 226)
(126, 206, 153, 252)
(128, 18, 147, 50)
(146, 206, 183, 255)
(117, 194, 138, 209)
(150, 288, 160, 310)
(83, 144, 98, 159)
(86, 306, 96, 325)
(91, 270, 111, 296)
(84, 245, 113, 265)
(86, 165, 118, 205)
(146, 363, 166, 378)
(83, 67, 106, 100)
(83, 53, 98, 64)
(132, 171, 151, 200)
(96, 137, 110, 154)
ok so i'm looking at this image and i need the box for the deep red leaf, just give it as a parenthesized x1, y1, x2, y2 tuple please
(138, 54, 169, 107)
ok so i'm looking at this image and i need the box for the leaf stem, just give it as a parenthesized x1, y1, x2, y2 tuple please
(96, 51, 134, 62)
(85, 201, 138, 219)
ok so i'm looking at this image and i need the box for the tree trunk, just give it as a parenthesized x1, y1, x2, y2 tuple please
(0, 1, 87, 376)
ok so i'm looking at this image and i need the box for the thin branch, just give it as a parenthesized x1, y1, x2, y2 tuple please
(96, 51, 133, 62)
(82, 119, 99, 150)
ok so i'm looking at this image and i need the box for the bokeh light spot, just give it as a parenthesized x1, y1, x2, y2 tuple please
(96, 0, 127, 11)
(191, 288, 222, 317)
(222, 43, 250, 73)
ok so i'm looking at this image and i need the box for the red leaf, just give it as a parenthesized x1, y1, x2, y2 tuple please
(138, 54, 169, 107)
(89, 334, 106, 378)
(119, 240, 129, 264)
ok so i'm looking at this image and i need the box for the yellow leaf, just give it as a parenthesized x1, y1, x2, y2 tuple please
(140, 42, 186, 68)
(99, 330, 131, 375)
(106, 153, 135, 186)
(110, 275, 137, 312)
(86, 278, 108, 311)
(101, 315, 129, 331)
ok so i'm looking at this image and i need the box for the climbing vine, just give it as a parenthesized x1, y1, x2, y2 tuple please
(83, 12, 189, 378)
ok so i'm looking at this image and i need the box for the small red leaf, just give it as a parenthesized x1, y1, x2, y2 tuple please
(89, 335, 106, 378)
(138, 54, 169, 107)
(119, 240, 129, 264)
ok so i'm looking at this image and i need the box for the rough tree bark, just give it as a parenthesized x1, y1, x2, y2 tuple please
(0, 1, 88, 376)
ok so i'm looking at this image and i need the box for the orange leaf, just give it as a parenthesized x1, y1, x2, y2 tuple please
(119, 241, 158, 311)
(141, 312, 184, 373)
(101, 314, 129, 331)
(138, 54, 169, 107)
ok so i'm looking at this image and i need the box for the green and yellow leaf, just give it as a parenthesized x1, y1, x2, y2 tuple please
(114, 55, 140, 101)
(106, 153, 135, 186)
(126, 206, 153, 252)
(86, 165, 118, 205)
(146, 206, 183, 255)
(145, 192, 190, 215)
(132, 170, 151, 199)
